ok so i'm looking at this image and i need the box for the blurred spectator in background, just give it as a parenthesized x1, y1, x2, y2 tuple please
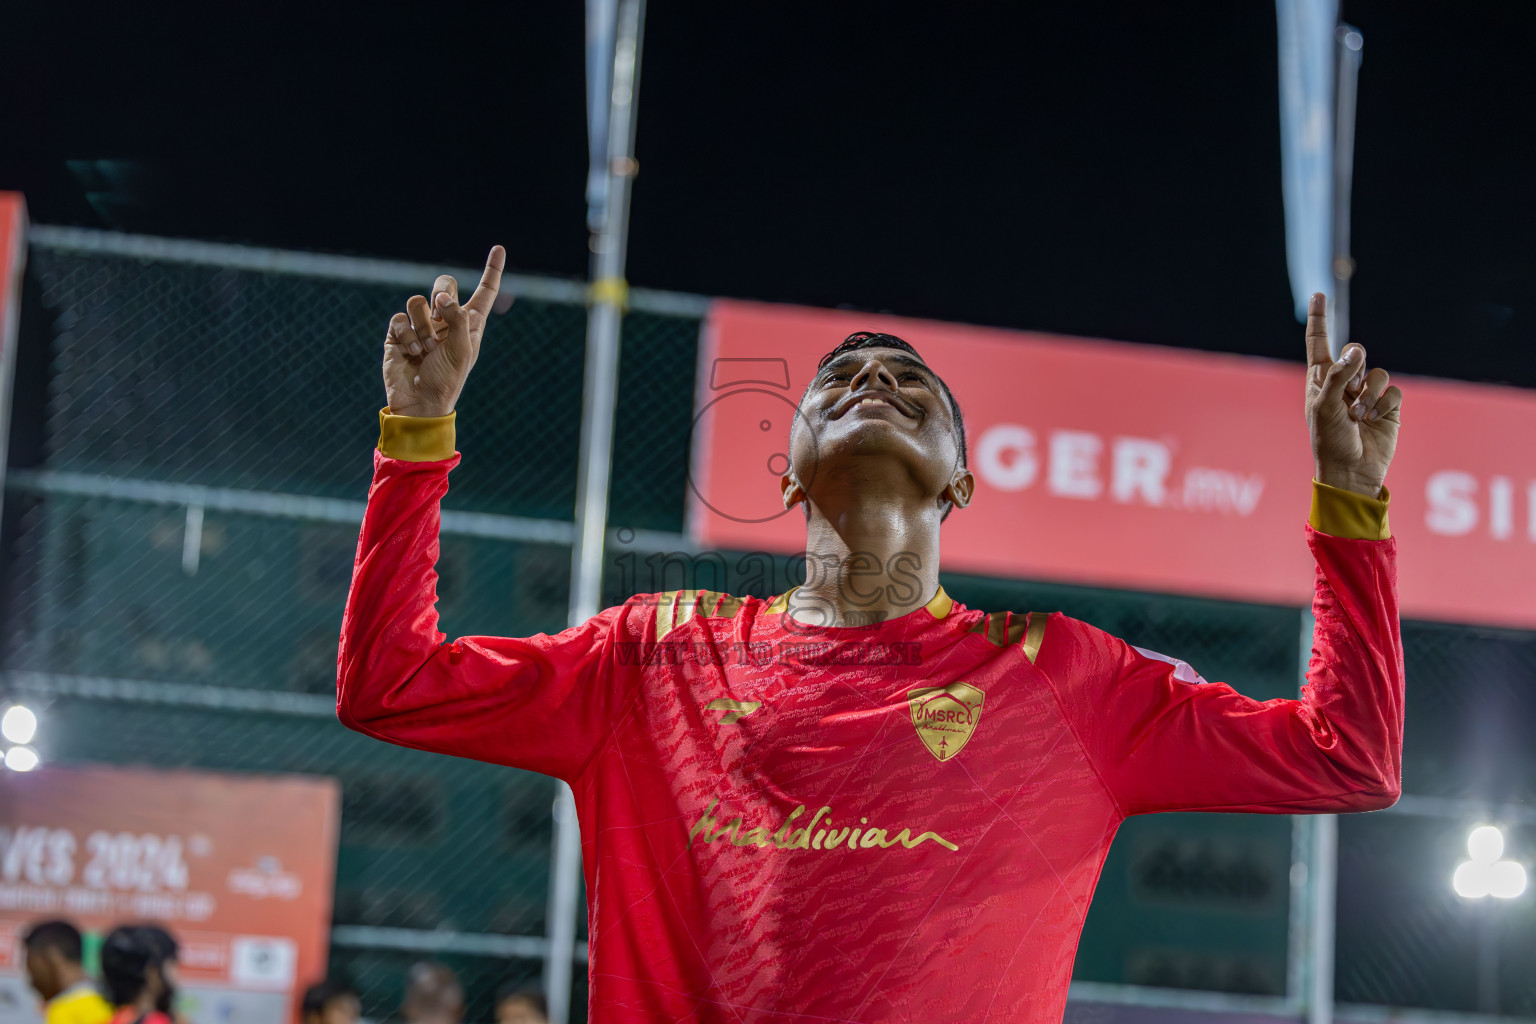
(99, 926, 178, 1024)
(400, 963, 461, 1024)
(134, 929, 178, 1021)
(301, 980, 361, 1024)
(492, 984, 547, 1024)
(22, 920, 113, 1024)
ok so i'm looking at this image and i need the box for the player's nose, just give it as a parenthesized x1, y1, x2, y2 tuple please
(850, 357, 898, 393)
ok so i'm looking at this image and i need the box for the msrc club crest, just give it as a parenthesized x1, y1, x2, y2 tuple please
(907, 682, 985, 762)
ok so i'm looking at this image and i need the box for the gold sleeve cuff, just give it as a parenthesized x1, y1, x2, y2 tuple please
(378, 407, 456, 462)
(1310, 480, 1391, 540)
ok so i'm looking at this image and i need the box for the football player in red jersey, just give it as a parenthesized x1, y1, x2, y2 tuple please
(339, 247, 1403, 1023)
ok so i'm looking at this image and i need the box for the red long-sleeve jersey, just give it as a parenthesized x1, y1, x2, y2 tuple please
(338, 446, 1403, 1024)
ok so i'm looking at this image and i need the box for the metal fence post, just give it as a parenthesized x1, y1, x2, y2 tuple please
(0, 195, 27, 529)
(1308, 812, 1338, 1024)
(1294, 609, 1338, 1024)
(545, 2, 647, 1022)
(1330, 24, 1363, 353)
(1287, 812, 1314, 1014)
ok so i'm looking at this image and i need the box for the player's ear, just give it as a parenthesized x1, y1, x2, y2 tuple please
(781, 472, 806, 511)
(943, 469, 975, 511)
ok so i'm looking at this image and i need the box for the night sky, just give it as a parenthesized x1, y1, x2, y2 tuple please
(4, 1, 1533, 388)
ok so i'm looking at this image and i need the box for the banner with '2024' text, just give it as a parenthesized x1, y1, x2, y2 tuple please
(0, 766, 338, 1024)
(690, 301, 1536, 629)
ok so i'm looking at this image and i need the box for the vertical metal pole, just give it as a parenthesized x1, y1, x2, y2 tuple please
(1309, 812, 1338, 1024)
(1287, 812, 1314, 1012)
(544, 3, 646, 1022)
(0, 196, 29, 529)
(181, 502, 205, 575)
(1296, 609, 1339, 1024)
(1275, 0, 1338, 337)
(1476, 905, 1500, 1014)
(544, 784, 582, 1024)
(1330, 25, 1363, 355)
(1294, 40, 1356, 1011)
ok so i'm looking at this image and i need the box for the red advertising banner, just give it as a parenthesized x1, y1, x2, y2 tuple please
(691, 301, 1536, 629)
(0, 766, 339, 1024)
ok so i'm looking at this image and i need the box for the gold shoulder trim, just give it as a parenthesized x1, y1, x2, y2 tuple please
(765, 588, 796, 615)
(1022, 612, 1048, 665)
(654, 591, 681, 642)
(655, 589, 748, 641)
(972, 610, 1030, 648)
(925, 586, 954, 620)
(667, 589, 702, 640)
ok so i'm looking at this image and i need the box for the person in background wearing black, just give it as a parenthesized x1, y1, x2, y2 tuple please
(493, 984, 547, 1024)
(135, 929, 178, 1023)
(301, 980, 361, 1024)
(98, 927, 177, 1024)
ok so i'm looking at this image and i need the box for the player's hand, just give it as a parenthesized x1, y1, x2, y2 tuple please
(1304, 292, 1402, 497)
(382, 245, 506, 418)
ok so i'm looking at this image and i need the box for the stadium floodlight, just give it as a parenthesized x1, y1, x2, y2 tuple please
(1467, 824, 1504, 863)
(1488, 861, 1527, 899)
(3, 745, 39, 772)
(1453, 824, 1527, 900)
(1453, 860, 1490, 899)
(1, 704, 36, 744)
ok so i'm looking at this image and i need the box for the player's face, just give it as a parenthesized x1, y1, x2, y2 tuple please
(322, 994, 362, 1024)
(23, 947, 59, 1000)
(496, 997, 546, 1024)
(790, 347, 963, 496)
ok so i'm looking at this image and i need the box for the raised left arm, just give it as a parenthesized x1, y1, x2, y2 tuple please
(1039, 294, 1405, 815)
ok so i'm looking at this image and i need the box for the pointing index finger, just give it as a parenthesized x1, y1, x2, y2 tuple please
(1305, 292, 1332, 368)
(465, 245, 507, 317)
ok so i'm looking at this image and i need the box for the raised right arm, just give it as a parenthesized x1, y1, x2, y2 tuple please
(336, 251, 634, 780)
(336, 430, 628, 780)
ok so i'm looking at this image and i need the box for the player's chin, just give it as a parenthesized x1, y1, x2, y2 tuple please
(822, 418, 914, 450)
(824, 428, 942, 467)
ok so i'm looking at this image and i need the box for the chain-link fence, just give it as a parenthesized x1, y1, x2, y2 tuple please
(1, 235, 701, 1023)
(1335, 622, 1536, 1018)
(4, 229, 1535, 1023)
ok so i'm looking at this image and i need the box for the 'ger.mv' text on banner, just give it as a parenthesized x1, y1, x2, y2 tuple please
(690, 300, 1536, 629)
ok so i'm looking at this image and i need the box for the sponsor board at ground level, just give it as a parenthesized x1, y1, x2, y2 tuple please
(0, 766, 337, 1024)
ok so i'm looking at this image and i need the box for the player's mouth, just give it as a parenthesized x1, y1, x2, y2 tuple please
(831, 390, 918, 421)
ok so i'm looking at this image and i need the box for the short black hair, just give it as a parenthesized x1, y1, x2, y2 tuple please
(138, 926, 177, 961)
(815, 331, 968, 468)
(23, 920, 83, 963)
(100, 926, 175, 1007)
(303, 979, 359, 1017)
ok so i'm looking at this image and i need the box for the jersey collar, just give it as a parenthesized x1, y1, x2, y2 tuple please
(764, 585, 953, 621)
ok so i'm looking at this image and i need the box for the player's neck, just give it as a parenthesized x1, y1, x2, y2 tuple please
(792, 495, 944, 628)
(52, 964, 89, 996)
